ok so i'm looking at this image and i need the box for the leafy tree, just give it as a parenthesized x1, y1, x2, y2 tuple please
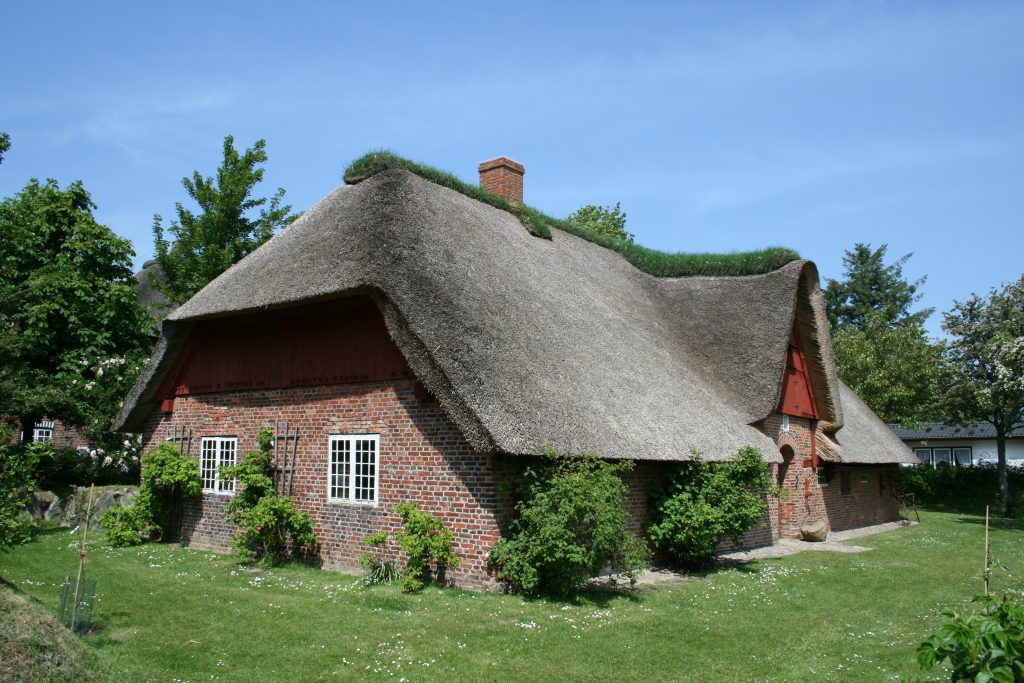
(0, 132, 10, 164)
(567, 202, 633, 242)
(0, 179, 153, 444)
(153, 135, 297, 304)
(825, 243, 933, 331)
(0, 425, 38, 549)
(825, 243, 944, 425)
(942, 276, 1024, 515)
(832, 314, 948, 424)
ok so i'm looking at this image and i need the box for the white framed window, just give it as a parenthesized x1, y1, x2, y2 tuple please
(914, 447, 932, 465)
(200, 437, 237, 494)
(328, 434, 379, 503)
(782, 415, 790, 433)
(953, 447, 973, 466)
(817, 468, 829, 488)
(32, 420, 54, 443)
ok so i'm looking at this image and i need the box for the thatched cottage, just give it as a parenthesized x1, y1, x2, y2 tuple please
(114, 156, 915, 588)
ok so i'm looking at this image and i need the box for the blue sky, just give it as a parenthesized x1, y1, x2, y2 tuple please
(2, 1, 1021, 336)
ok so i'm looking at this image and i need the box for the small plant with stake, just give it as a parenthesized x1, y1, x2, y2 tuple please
(918, 506, 1024, 682)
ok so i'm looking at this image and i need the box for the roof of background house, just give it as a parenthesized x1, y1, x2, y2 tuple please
(114, 168, 913, 465)
(890, 422, 1024, 440)
(133, 260, 178, 323)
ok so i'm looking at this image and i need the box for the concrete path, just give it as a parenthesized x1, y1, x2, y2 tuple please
(630, 519, 916, 588)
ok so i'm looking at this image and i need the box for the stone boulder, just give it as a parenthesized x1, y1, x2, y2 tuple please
(25, 490, 57, 521)
(56, 486, 138, 530)
(800, 519, 829, 542)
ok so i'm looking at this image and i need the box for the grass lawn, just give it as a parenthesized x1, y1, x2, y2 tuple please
(1, 511, 1022, 682)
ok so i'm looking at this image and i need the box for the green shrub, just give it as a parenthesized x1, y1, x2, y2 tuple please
(918, 593, 1024, 682)
(357, 531, 401, 586)
(219, 428, 317, 565)
(100, 442, 201, 547)
(393, 503, 460, 593)
(0, 427, 38, 549)
(99, 499, 152, 547)
(647, 446, 777, 566)
(900, 463, 1024, 516)
(342, 151, 800, 278)
(488, 452, 650, 597)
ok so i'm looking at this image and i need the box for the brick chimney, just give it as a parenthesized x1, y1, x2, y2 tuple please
(478, 157, 525, 204)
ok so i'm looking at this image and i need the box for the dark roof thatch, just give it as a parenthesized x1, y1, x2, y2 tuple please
(133, 260, 178, 323)
(890, 422, 1024, 441)
(115, 169, 910, 464)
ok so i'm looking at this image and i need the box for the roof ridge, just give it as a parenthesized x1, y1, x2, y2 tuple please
(343, 151, 802, 278)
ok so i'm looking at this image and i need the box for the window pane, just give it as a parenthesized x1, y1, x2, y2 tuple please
(953, 448, 972, 466)
(218, 439, 237, 493)
(201, 439, 218, 490)
(933, 448, 952, 466)
(330, 438, 351, 500)
(914, 448, 932, 466)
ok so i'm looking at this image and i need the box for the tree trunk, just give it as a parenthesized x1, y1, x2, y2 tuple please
(996, 432, 1012, 516)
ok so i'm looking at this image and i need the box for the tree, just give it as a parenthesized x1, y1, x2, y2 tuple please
(941, 276, 1024, 515)
(825, 243, 944, 425)
(0, 179, 153, 444)
(0, 132, 10, 164)
(831, 314, 948, 425)
(567, 202, 633, 242)
(153, 135, 297, 304)
(825, 243, 933, 331)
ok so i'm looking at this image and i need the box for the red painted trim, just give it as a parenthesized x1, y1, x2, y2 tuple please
(778, 321, 820, 419)
(157, 298, 415, 400)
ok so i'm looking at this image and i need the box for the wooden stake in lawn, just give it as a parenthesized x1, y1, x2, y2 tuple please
(70, 484, 95, 631)
(983, 504, 991, 597)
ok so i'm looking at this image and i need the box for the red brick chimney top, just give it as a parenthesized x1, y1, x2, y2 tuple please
(478, 156, 525, 204)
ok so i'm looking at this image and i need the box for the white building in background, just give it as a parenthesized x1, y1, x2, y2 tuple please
(890, 422, 1024, 467)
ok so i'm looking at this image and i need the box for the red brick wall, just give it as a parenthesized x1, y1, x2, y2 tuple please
(141, 379, 507, 590)
(141, 387, 901, 588)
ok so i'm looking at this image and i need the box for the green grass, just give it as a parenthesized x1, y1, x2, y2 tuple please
(344, 151, 801, 278)
(1, 511, 1022, 681)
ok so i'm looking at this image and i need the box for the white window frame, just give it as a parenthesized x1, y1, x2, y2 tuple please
(782, 415, 790, 433)
(200, 437, 237, 494)
(32, 420, 55, 443)
(328, 434, 379, 504)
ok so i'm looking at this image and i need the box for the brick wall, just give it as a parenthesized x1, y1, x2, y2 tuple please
(141, 379, 508, 590)
(141, 385, 901, 589)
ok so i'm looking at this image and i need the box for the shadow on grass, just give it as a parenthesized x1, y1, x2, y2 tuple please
(30, 524, 69, 539)
(954, 515, 1024, 531)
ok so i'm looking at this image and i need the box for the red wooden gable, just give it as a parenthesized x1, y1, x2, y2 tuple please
(777, 321, 819, 420)
(157, 298, 415, 400)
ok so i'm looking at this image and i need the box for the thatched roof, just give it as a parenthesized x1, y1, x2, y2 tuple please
(832, 382, 918, 464)
(115, 169, 909, 465)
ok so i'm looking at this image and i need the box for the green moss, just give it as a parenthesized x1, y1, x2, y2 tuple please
(343, 151, 800, 277)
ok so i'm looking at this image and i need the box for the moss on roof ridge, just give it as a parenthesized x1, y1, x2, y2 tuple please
(343, 151, 800, 277)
